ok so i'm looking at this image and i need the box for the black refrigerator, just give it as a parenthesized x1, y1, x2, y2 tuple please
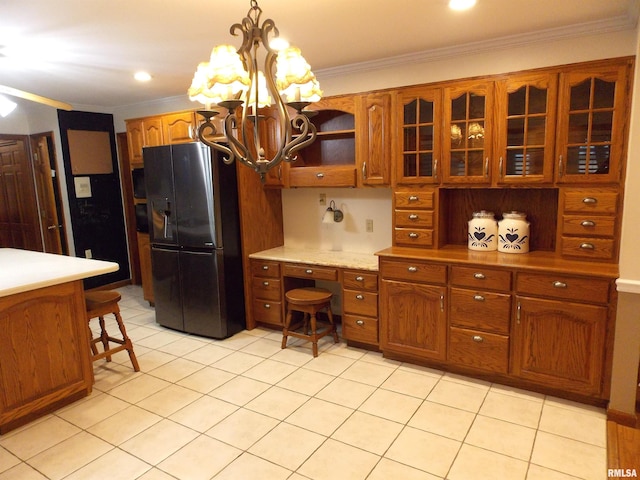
(143, 142, 245, 339)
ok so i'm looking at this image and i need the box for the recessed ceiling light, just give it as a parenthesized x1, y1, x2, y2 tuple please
(134, 71, 152, 82)
(449, 0, 477, 11)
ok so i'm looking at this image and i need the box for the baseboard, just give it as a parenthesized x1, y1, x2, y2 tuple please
(607, 408, 639, 428)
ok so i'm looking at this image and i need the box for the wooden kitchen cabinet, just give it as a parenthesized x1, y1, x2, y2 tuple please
(137, 231, 154, 304)
(554, 59, 631, 185)
(379, 257, 447, 361)
(342, 270, 379, 346)
(494, 72, 557, 185)
(393, 188, 437, 248)
(395, 86, 442, 185)
(356, 92, 392, 186)
(162, 111, 197, 145)
(250, 259, 284, 326)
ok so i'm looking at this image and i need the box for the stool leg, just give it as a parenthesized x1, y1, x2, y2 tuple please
(88, 324, 99, 356)
(114, 311, 140, 372)
(309, 312, 318, 357)
(282, 308, 293, 350)
(98, 316, 111, 362)
(327, 307, 339, 343)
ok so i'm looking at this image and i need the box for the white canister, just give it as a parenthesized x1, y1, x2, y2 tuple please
(498, 211, 530, 253)
(468, 211, 498, 251)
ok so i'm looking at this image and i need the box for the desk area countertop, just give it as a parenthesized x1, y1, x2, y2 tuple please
(0, 248, 119, 297)
(249, 246, 379, 271)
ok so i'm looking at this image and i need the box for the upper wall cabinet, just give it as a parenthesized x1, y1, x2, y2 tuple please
(494, 72, 558, 185)
(442, 80, 494, 185)
(357, 92, 392, 186)
(395, 86, 442, 186)
(555, 60, 631, 185)
(288, 95, 357, 187)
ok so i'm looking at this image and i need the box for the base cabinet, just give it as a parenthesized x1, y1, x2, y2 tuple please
(511, 297, 607, 396)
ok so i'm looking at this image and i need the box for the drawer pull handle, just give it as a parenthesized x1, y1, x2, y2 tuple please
(408, 266, 418, 273)
(355, 275, 364, 282)
(355, 320, 365, 326)
(553, 281, 567, 288)
(356, 294, 365, 300)
(316, 173, 325, 178)
(408, 214, 419, 220)
(262, 265, 269, 270)
(262, 281, 269, 286)
(473, 294, 485, 302)
(472, 335, 484, 343)
(409, 232, 419, 238)
(581, 220, 596, 227)
(305, 269, 313, 274)
(582, 197, 597, 204)
(580, 242, 595, 250)
(408, 195, 419, 202)
(264, 303, 271, 309)
(473, 272, 486, 280)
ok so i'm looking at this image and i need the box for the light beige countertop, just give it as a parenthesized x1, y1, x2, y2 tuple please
(0, 248, 119, 297)
(249, 246, 379, 271)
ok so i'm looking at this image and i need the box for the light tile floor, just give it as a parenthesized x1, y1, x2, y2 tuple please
(0, 285, 608, 480)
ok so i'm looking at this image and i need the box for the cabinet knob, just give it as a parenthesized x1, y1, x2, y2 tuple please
(408, 195, 419, 202)
(553, 281, 567, 288)
(316, 173, 325, 178)
(472, 335, 484, 343)
(582, 197, 598, 204)
(355, 319, 365, 326)
(355, 276, 364, 282)
(356, 294, 364, 300)
(408, 214, 419, 220)
(473, 272, 486, 280)
(580, 242, 595, 250)
(262, 281, 269, 286)
(581, 220, 596, 227)
(473, 294, 485, 302)
(262, 265, 269, 270)
(408, 266, 418, 272)
(305, 269, 313, 274)
(409, 232, 419, 238)
(264, 303, 271, 309)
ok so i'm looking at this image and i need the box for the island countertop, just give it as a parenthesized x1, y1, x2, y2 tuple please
(249, 246, 379, 271)
(0, 248, 119, 297)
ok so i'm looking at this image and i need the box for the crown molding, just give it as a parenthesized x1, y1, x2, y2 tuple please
(317, 15, 638, 79)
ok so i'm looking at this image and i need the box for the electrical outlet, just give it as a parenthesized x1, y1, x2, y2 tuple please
(319, 193, 326, 206)
(366, 219, 374, 232)
(85, 249, 92, 259)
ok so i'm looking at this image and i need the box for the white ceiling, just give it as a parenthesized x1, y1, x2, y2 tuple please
(1, 0, 638, 110)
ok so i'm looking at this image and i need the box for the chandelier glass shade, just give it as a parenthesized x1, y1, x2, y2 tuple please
(189, 0, 322, 182)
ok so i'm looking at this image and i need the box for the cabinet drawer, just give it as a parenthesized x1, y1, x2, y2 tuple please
(343, 290, 378, 317)
(283, 263, 338, 281)
(343, 271, 378, 291)
(394, 210, 434, 228)
(448, 327, 509, 374)
(342, 314, 378, 345)
(562, 190, 618, 214)
(251, 260, 281, 278)
(380, 258, 447, 284)
(394, 191, 434, 209)
(288, 166, 356, 187)
(253, 299, 283, 325)
(561, 237, 615, 260)
(450, 265, 512, 291)
(562, 215, 616, 237)
(516, 272, 610, 304)
(394, 228, 433, 247)
(449, 288, 511, 334)
(251, 277, 282, 301)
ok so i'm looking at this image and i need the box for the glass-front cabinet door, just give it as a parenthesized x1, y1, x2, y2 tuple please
(555, 61, 630, 184)
(442, 80, 493, 184)
(495, 73, 557, 185)
(395, 86, 442, 185)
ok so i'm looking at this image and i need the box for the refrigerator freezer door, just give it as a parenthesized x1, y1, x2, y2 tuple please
(151, 247, 184, 331)
(173, 143, 219, 249)
(144, 146, 178, 246)
(180, 249, 227, 338)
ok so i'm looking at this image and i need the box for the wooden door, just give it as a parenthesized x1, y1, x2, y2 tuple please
(380, 279, 447, 361)
(358, 92, 391, 186)
(0, 135, 42, 250)
(512, 296, 607, 395)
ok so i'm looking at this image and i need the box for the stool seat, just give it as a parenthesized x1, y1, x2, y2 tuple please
(86, 290, 139, 372)
(282, 287, 339, 357)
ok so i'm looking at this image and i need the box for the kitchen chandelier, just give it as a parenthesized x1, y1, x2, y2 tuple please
(188, 0, 322, 182)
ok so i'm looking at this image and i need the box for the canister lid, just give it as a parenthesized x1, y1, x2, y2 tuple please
(502, 211, 526, 219)
(472, 210, 495, 218)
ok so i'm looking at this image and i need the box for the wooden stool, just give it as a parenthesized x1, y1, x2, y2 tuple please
(86, 290, 140, 372)
(282, 287, 339, 357)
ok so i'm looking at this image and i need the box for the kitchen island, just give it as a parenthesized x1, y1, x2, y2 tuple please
(0, 249, 119, 433)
